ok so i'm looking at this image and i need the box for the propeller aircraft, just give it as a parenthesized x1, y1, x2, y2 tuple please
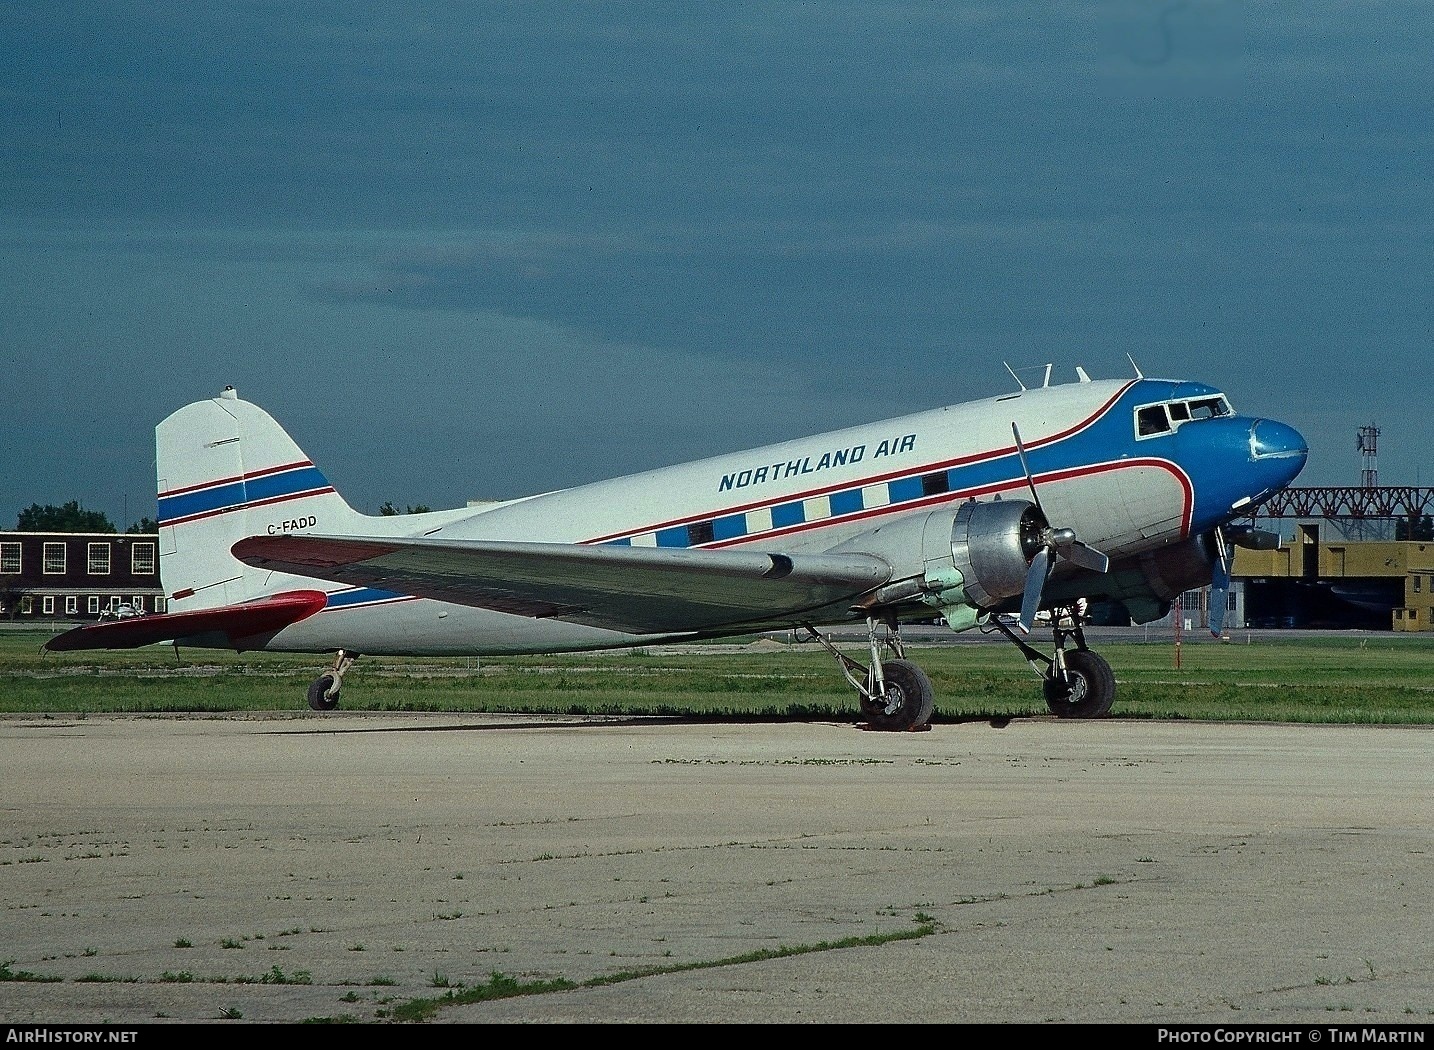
(44, 364, 1306, 730)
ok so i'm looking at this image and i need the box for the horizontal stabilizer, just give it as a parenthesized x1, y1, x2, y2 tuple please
(232, 535, 893, 633)
(42, 590, 330, 652)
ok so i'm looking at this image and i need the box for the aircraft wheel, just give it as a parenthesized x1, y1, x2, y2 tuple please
(864, 659, 935, 731)
(307, 672, 340, 712)
(1043, 649, 1115, 718)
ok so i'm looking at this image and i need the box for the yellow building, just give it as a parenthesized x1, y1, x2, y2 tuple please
(1234, 528, 1434, 632)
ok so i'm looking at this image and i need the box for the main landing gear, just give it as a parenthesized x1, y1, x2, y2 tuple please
(803, 616, 935, 732)
(803, 604, 1116, 730)
(308, 649, 358, 711)
(982, 607, 1116, 718)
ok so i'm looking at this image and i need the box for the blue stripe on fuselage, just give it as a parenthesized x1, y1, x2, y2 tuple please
(588, 378, 1239, 549)
(158, 465, 331, 525)
(323, 587, 408, 610)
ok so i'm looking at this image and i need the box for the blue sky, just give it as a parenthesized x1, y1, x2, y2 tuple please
(3, 2, 1430, 529)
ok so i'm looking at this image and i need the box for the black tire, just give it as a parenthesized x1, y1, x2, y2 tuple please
(1043, 649, 1115, 718)
(864, 659, 935, 732)
(307, 672, 340, 712)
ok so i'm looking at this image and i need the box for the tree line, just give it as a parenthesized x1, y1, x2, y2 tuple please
(13, 502, 157, 534)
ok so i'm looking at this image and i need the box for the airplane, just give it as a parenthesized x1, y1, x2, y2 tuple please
(43, 364, 1307, 730)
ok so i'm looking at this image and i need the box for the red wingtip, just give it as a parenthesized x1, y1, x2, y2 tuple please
(43, 590, 329, 652)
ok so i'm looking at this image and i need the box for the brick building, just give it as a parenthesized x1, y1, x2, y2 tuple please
(0, 532, 166, 623)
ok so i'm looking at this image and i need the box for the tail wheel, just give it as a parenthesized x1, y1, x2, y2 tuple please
(307, 672, 340, 712)
(863, 659, 935, 732)
(1043, 649, 1115, 718)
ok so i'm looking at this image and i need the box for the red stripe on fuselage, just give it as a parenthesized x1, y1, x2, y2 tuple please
(161, 460, 316, 499)
(581, 382, 1137, 544)
(701, 458, 1194, 550)
(161, 486, 336, 528)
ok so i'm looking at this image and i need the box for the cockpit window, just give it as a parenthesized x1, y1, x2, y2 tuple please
(1135, 394, 1233, 440)
(1137, 405, 1171, 436)
(1186, 396, 1231, 420)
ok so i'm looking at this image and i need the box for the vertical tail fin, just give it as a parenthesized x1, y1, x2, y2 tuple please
(157, 386, 365, 612)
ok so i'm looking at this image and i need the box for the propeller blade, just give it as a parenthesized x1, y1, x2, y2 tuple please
(1010, 422, 1109, 628)
(1017, 546, 1051, 633)
(1052, 532, 1110, 574)
(1225, 524, 1280, 551)
(1209, 528, 1234, 637)
(1010, 422, 1044, 514)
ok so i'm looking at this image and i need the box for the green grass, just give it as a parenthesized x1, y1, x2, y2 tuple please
(390, 921, 937, 1022)
(5, 628, 1434, 724)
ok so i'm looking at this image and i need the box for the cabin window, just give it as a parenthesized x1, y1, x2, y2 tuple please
(88, 542, 111, 575)
(687, 520, 715, 546)
(920, 472, 949, 496)
(1168, 401, 1191, 422)
(0, 542, 19, 574)
(43, 542, 66, 574)
(1136, 405, 1171, 437)
(132, 543, 156, 574)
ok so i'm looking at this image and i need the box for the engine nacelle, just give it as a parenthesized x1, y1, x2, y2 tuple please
(1047, 532, 1218, 625)
(947, 498, 1046, 608)
(829, 498, 1046, 617)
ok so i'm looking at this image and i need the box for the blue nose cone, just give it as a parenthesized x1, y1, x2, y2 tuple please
(1250, 418, 1308, 484)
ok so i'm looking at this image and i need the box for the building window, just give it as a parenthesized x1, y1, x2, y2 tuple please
(132, 543, 156, 574)
(43, 542, 66, 574)
(88, 595, 100, 614)
(42, 595, 55, 615)
(0, 542, 19, 574)
(20, 596, 33, 615)
(154, 597, 167, 614)
(88, 542, 111, 575)
(132, 596, 146, 613)
(65, 595, 78, 615)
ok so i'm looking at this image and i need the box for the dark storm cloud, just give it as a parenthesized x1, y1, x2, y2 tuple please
(2, 1, 1433, 524)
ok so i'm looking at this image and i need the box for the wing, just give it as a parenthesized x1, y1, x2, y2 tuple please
(232, 535, 893, 633)
(42, 590, 330, 652)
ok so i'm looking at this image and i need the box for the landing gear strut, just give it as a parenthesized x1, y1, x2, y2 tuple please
(983, 606, 1116, 718)
(308, 649, 358, 712)
(803, 616, 935, 732)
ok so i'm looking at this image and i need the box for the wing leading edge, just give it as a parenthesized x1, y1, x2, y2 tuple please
(232, 535, 893, 633)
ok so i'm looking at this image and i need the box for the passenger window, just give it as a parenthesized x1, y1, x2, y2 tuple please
(1136, 406, 1170, 437)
